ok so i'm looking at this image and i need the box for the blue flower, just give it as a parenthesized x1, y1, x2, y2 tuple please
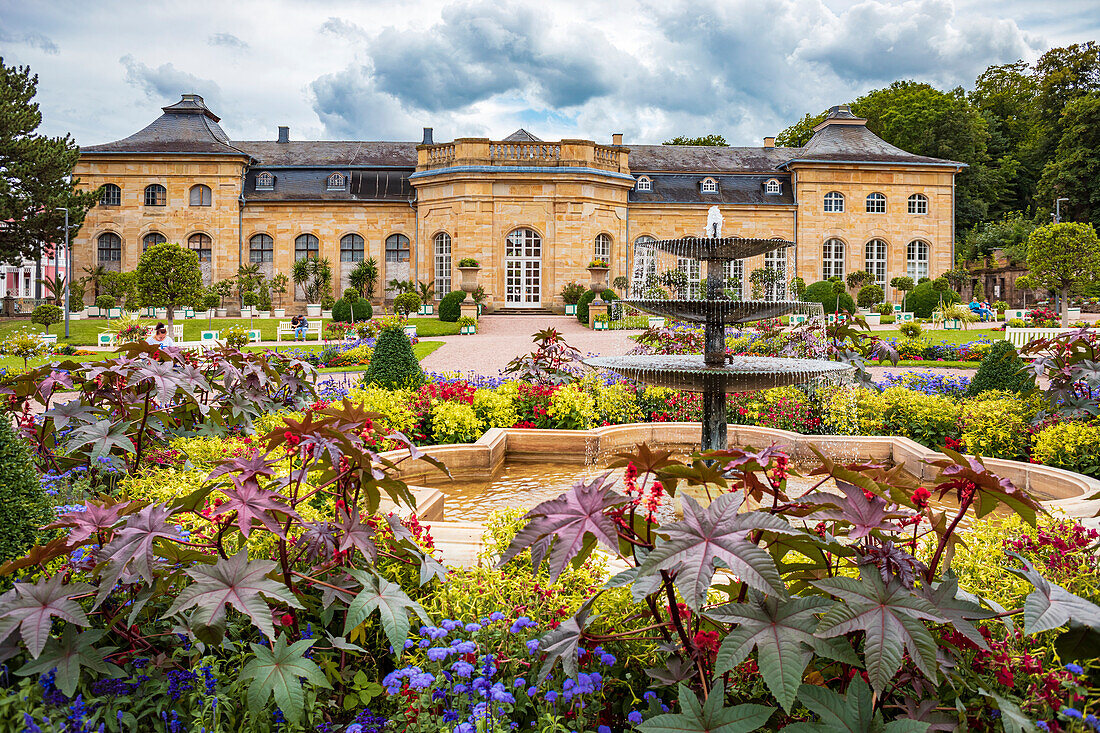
(526, 639, 540, 654)
(454, 724, 474, 733)
(643, 691, 657, 702)
(464, 623, 482, 633)
(427, 647, 450, 661)
(1065, 663, 1085, 675)
(451, 660, 475, 678)
(514, 677, 526, 689)
(526, 686, 537, 697)
(510, 617, 536, 633)
(544, 691, 558, 703)
(452, 640, 477, 654)
(1037, 722, 1050, 731)
(600, 652, 616, 666)
(599, 727, 612, 733)
(489, 611, 505, 621)
(408, 672, 435, 690)
(628, 711, 644, 725)
(1084, 714, 1099, 730)
(1062, 708, 1084, 720)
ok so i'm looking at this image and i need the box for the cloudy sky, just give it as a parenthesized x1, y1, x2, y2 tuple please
(3, 0, 1098, 148)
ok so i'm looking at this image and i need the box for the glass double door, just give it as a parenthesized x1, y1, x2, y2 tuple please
(505, 228, 541, 307)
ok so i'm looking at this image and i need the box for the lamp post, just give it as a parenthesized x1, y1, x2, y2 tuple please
(54, 207, 70, 338)
(1055, 197, 1069, 224)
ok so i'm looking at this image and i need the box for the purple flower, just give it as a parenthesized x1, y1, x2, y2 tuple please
(1062, 708, 1084, 720)
(489, 611, 505, 622)
(1065, 663, 1085, 675)
(544, 691, 558, 703)
(526, 639, 540, 654)
(464, 623, 482, 633)
(628, 711, 644, 725)
(451, 661, 474, 678)
(427, 647, 450, 661)
(599, 727, 612, 733)
(600, 652, 616, 666)
(510, 617, 536, 633)
(452, 641, 477, 654)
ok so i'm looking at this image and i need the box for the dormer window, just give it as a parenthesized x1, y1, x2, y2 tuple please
(327, 172, 346, 190)
(700, 177, 718, 194)
(636, 176, 652, 192)
(255, 172, 274, 190)
(764, 179, 781, 195)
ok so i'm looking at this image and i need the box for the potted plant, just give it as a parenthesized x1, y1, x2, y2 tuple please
(350, 257, 379, 304)
(417, 281, 435, 315)
(593, 312, 609, 330)
(561, 281, 585, 315)
(212, 280, 232, 317)
(458, 315, 477, 335)
(471, 285, 487, 315)
(587, 259, 610, 294)
(255, 284, 272, 318)
(241, 290, 258, 318)
(393, 292, 421, 319)
(320, 292, 336, 320)
(270, 273, 289, 318)
(202, 293, 220, 327)
(293, 258, 333, 318)
(457, 257, 480, 294)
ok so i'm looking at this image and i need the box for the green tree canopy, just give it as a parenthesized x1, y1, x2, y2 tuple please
(1025, 221, 1100, 325)
(136, 243, 204, 324)
(1037, 92, 1100, 229)
(775, 112, 825, 147)
(0, 59, 99, 266)
(959, 212, 1036, 262)
(664, 134, 728, 146)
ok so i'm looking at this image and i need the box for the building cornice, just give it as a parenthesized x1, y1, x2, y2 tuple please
(408, 165, 636, 183)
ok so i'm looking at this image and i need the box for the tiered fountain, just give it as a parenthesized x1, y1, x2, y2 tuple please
(585, 208, 855, 451)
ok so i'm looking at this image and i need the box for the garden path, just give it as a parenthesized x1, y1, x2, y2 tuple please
(418, 315, 639, 376)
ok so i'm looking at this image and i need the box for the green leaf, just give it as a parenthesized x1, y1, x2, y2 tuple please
(638, 493, 794, 610)
(240, 635, 331, 725)
(166, 549, 301, 640)
(639, 683, 773, 733)
(978, 688, 1039, 733)
(711, 593, 831, 712)
(782, 679, 929, 733)
(814, 570, 944, 694)
(1006, 552, 1100, 634)
(16, 627, 118, 697)
(0, 575, 93, 658)
(1054, 623, 1100, 661)
(343, 569, 428, 653)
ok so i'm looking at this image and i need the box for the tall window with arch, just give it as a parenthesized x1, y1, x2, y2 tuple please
(822, 239, 845, 280)
(434, 232, 452, 299)
(144, 184, 166, 207)
(295, 234, 319, 260)
(594, 233, 611, 263)
(865, 192, 886, 213)
(824, 191, 845, 213)
(865, 239, 887, 289)
(724, 259, 745, 300)
(340, 234, 364, 262)
(504, 228, 542, 306)
(908, 194, 928, 215)
(97, 232, 122, 269)
(142, 232, 166, 251)
(385, 234, 411, 299)
(100, 184, 121, 206)
(631, 235, 657, 294)
(906, 240, 929, 281)
(678, 257, 701, 298)
(189, 184, 212, 207)
(250, 234, 274, 263)
(765, 248, 787, 300)
(188, 233, 213, 285)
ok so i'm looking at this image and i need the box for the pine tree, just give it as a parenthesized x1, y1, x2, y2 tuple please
(0, 58, 99, 266)
(965, 340, 1035, 397)
(362, 326, 424, 389)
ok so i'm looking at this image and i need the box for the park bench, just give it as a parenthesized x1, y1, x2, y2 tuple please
(276, 320, 322, 342)
(1004, 326, 1084, 349)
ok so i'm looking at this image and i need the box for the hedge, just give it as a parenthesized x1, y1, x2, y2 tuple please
(331, 298, 373, 323)
(439, 291, 467, 322)
(576, 288, 617, 324)
(802, 280, 854, 314)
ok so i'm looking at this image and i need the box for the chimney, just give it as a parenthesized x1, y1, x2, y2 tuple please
(277, 126, 290, 143)
(422, 127, 434, 145)
(763, 136, 775, 148)
(612, 133, 623, 145)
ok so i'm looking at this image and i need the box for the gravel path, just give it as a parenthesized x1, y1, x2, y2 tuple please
(418, 315, 640, 377)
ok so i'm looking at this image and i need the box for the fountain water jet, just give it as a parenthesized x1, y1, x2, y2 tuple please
(585, 209, 854, 451)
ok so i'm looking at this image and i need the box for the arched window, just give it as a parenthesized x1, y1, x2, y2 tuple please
(385, 234, 410, 263)
(632, 235, 657, 292)
(189, 184, 212, 207)
(434, 232, 452, 298)
(97, 232, 121, 262)
(765, 248, 787, 300)
(700, 177, 718, 193)
(823, 191, 844, 213)
(327, 172, 346, 190)
(678, 257, 701, 298)
(142, 232, 166, 251)
(144, 184, 166, 207)
(340, 234, 364, 262)
(250, 234, 273, 263)
(295, 234, 319, 261)
(865, 239, 887, 287)
(906, 240, 929, 281)
(594, 233, 611, 262)
(255, 172, 274, 190)
(724, 259, 745, 299)
(764, 179, 781, 195)
(635, 176, 652, 192)
(908, 193, 928, 215)
(100, 184, 121, 206)
(865, 192, 886, 213)
(187, 233, 212, 262)
(822, 239, 845, 280)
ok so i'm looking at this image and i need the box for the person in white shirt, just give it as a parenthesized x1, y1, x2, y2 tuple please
(146, 322, 175, 348)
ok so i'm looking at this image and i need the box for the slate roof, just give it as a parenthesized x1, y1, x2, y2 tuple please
(502, 128, 542, 142)
(629, 174, 795, 205)
(235, 141, 416, 167)
(82, 95, 246, 155)
(244, 168, 411, 202)
(628, 145, 801, 173)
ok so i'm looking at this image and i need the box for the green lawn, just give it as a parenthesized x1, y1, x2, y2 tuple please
(874, 328, 1003, 345)
(0, 316, 459, 346)
(876, 360, 980, 369)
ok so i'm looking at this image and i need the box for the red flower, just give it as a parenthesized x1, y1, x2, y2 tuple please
(910, 487, 931, 509)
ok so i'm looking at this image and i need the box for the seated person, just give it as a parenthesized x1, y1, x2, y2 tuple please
(146, 322, 175, 348)
(979, 300, 995, 320)
(968, 297, 982, 313)
(292, 314, 309, 340)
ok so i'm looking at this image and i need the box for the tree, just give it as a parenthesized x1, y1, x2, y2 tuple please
(775, 112, 825, 147)
(36, 273, 66, 305)
(0, 414, 52, 573)
(1025, 222, 1100, 326)
(663, 134, 728, 146)
(30, 303, 61, 334)
(968, 61, 1039, 217)
(1031, 43, 1100, 166)
(0, 59, 99, 266)
(135, 243, 204, 324)
(1037, 93, 1100, 229)
(890, 276, 915, 311)
(350, 257, 379, 300)
(292, 257, 332, 305)
(959, 212, 1036, 263)
(82, 264, 107, 298)
(362, 325, 424, 389)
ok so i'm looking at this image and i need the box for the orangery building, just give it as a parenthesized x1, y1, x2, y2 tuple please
(73, 94, 964, 311)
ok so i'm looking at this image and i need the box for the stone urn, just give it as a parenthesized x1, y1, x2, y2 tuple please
(458, 266, 481, 294)
(587, 265, 610, 295)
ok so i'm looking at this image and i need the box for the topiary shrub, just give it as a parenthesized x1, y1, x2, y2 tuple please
(393, 291, 421, 316)
(438, 291, 467, 322)
(876, 302, 894, 316)
(362, 325, 424, 389)
(31, 303, 63, 334)
(331, 298, 373, 323)
(964, 340, 1035, 397)
(95, 295, 116, 310)
(907, 280, 960, 319)
(0, 415, 52, 573)
(856, 283, 884, 309)
(898, 322, 923, 340)
(576, 288, 617, 324)
(802, 280, 855, 314)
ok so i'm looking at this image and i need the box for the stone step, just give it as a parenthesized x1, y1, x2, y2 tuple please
(488, 308, 556, 316)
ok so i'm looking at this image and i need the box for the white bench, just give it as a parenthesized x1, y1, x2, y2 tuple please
(1005, 326, 1083, 349)
(38, 334, 58, 345)
(276, 320, 321, 342)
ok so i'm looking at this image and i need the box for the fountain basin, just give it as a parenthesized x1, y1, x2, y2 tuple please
(624, 299, 805, 324)
(584, 354, 856, 393)
(646, 236, 794, 261)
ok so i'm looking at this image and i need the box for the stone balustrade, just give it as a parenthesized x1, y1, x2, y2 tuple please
(416, 137, 628, 174)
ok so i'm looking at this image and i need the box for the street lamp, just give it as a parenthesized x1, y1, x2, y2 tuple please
(54, 207, 70, 338)
(1055, 198, 1069, 223)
